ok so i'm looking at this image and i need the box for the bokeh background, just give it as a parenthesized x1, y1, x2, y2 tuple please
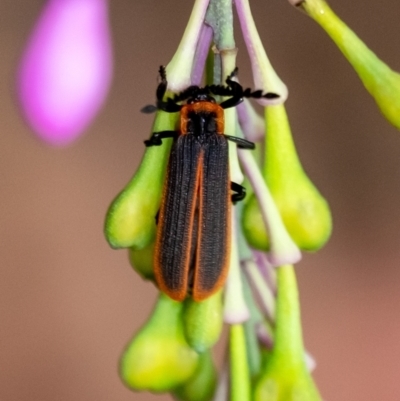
(1, 1, 400, 400)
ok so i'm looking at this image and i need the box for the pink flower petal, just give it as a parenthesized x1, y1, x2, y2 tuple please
(17, 0, 113, 146)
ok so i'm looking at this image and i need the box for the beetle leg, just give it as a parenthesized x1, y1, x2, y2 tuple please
(242, 87, 280, 100)
(225, 135, 255, 150)
(153, 66, 183, 113)
(144, 130, 178, 147)
(156, 98, 182, 113)
(219, 95, 244, 109)
(231, 182, 246, 203)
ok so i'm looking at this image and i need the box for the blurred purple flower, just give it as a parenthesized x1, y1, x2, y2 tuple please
(17, 0, 113, 146)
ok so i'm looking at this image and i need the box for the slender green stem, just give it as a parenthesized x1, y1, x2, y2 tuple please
(205, 0, 236, 84)
(296, 0, 400, 128)
(273, 265, 304, 364)
(206, 0, 235, 50)
(242, 273, 263, 378)
(229, 324, 251, 401)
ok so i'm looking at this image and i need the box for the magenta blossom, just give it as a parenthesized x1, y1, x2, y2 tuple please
(17, 0, 113, 146)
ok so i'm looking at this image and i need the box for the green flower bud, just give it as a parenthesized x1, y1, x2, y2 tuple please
(104, 110, 177, 249)
(242, 194, 270, 251)
(183, 290, 223, 353)
(128, 241, 155, 281)
(255, 367, 321, 401)
(120, 293, 199, 392)
(254, 265, 321, 401)
(242, 104, 332, 251)
(296, 0, 400, 129)
(172, 351, 217, 401)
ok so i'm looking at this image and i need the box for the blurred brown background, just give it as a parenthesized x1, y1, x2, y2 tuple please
(1, 0, 400, 400)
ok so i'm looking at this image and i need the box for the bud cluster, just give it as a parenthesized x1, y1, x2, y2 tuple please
(101, 0, 400, 400)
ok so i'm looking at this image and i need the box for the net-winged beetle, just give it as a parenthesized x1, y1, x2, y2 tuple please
(144, 66, 279, 301)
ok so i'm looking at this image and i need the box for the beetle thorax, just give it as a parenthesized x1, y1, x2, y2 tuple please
(180, 101, 224, 136)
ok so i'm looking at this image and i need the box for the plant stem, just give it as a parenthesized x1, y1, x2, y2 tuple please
(238, 148, 301, 266)
(224, 209, 250, 324)
(166, 0, 210, 91)
(191, 24, 213, 86)
(229, 324, 251, 401)
(273, 265, 304, 363)
(234, 0, 287, 103)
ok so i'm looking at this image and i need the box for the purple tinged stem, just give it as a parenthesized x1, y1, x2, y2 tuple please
(253, 250, 277, 294)
(191, 24, 213, 86)
(243, 260, 275, 322)
(236, 99, 265, 142)
(256, 321, 274, 349)
(224, 210, 250, 324)
(166, 0, 211, 92)
(238, 149, 302, 266)
(212, 361, 229, 401)
(234, 0, 287, 105)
